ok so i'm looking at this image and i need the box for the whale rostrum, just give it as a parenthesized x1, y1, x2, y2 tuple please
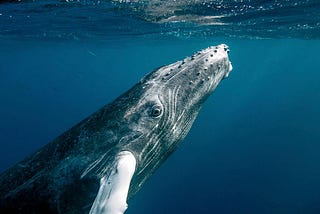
(0, 44, 233, 213)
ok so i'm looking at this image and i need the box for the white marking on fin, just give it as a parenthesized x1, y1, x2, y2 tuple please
(89, 151, 136, 214)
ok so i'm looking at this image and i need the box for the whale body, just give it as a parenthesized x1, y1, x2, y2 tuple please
(0, 44, 232, 213)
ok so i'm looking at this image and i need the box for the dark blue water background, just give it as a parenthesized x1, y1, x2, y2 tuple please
(1, 0, 320, 213)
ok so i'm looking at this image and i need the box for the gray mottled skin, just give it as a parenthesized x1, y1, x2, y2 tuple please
(0, 44, 232, 213)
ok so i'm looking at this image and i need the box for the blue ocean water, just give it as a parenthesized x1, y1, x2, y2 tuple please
(1, 0, 320, 213)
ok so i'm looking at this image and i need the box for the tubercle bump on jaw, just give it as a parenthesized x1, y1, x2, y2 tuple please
(156, 44, 231, 84)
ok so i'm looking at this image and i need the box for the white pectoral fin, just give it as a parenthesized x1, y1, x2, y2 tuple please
(89, 151, 136, 214)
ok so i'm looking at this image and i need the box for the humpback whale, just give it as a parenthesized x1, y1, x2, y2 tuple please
(0, 44, 232, 213)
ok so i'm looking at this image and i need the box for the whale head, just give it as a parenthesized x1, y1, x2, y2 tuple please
(111, 44, 232, 196)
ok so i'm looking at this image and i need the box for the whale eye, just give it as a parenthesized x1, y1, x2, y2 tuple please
(151, 105, 162, 117)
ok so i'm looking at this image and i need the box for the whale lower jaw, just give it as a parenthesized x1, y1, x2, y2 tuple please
(224, 61, 233, 78)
